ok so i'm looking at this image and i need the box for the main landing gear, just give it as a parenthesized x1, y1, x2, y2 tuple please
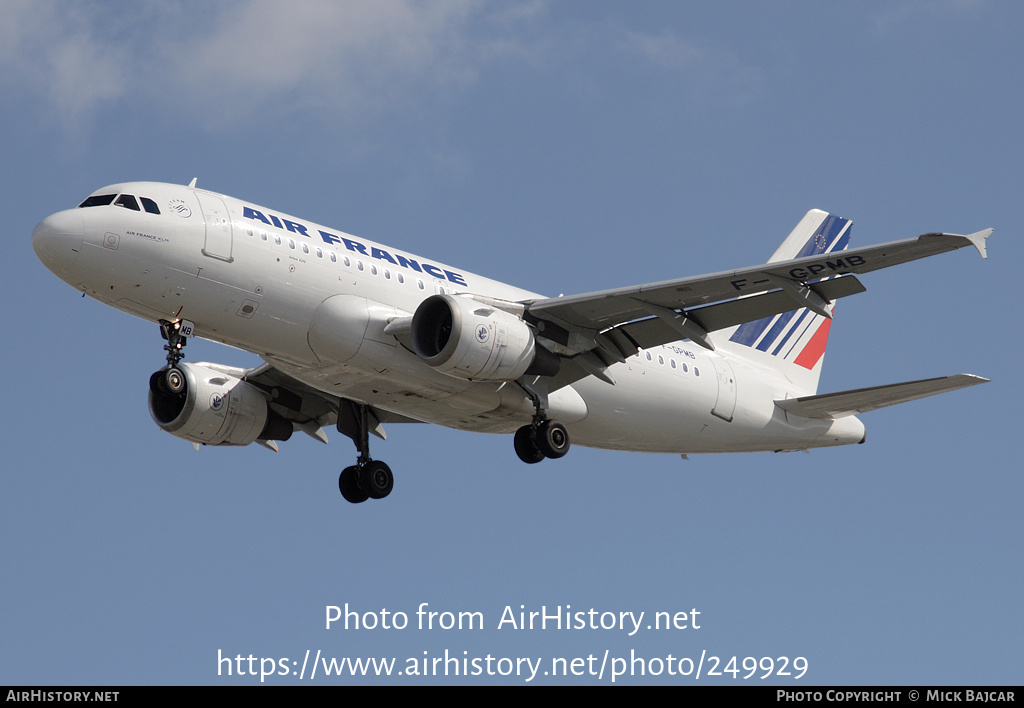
(338, 460, 393, 504)
(514, 419, 570, 464)
(336, 399, 394, 504)
(513, 378, 571, 464)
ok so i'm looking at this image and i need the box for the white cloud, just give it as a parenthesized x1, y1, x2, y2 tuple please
(871, 0, 989, 32)
(175, 1, 478, 104)
(622, 28, 764, 106)
(0, 1, 770, 128)
(0, 0, 547, 127)
(0, 0, 129, 119)
(47, 34, 127, 117)
(626, 30, 702, 72)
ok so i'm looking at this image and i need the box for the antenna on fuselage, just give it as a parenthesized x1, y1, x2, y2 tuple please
(188, 177, 198, 188)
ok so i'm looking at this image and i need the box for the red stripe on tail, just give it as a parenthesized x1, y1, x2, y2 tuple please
(794, 318, 832, 370)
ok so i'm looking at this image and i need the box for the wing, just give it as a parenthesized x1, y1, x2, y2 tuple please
(236, 363, 422, 450)
(523, 227, 991, 384)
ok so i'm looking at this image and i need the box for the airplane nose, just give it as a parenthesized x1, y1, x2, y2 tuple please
(32, 210, 84, 280)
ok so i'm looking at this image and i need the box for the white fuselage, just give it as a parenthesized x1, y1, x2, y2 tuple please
(32, 181, 865, 455)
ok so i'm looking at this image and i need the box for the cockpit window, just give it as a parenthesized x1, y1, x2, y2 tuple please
(140, 197, 160, 215)
(79, 194, 116, 208)
(115, 194, 140, 211)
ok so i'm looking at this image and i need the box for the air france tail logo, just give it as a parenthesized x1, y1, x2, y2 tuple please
(729, 214, 850, 370)
(476, 325, 490, 343)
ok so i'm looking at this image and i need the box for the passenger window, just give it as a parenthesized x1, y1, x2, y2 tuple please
(417, 279, 424, 290)
(302, 243, 309, 254)
(370, 264, 378, 275)
(274, 235, 281, 246)
(115, 194, 140, 211)
(288, 239, 295, 249)
(78, 194, 116, 208)
(398, 273, 405, 284)
(384, 269, 391, 280)
(316, 248, 322, 258)
(140, 197, 160, 214)
(330, 252, 337, 263)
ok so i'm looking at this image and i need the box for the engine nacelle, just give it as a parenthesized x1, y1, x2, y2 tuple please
(411, 294, 558, 381)
(148, 363, 293, 446)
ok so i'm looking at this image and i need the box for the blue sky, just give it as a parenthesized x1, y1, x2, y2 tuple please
(2, 1, 1019, 685)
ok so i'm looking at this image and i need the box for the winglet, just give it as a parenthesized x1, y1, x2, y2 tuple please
(925, 228, 992, 259)
(962, 228, 993, 259)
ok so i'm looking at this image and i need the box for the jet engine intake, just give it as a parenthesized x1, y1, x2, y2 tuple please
(148, 362, 293, 446)
(411, 294, 558, 381)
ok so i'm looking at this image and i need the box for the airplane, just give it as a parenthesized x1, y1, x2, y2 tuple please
(32, 180, 991, 503)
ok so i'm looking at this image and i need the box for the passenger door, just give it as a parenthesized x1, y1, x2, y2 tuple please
(196, 192, 233, 262)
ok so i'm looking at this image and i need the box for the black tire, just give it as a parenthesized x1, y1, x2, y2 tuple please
(338, 466, 369, 503)
(359, 460, 394, 499)
(514, 425, 546, 464)
(537, 420, 570, 459)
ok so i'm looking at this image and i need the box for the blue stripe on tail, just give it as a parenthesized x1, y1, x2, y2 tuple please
(729, 214, 850, 355)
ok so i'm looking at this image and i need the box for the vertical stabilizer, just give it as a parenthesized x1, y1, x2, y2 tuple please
(717, 210, 852, 395)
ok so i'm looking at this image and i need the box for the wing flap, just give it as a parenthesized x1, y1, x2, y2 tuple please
(611, 274, 866, 351)
(775, 374, 989, 419)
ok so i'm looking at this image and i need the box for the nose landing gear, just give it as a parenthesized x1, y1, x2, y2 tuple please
(154, 318, 194, 402)
(159, 319, 193, 367)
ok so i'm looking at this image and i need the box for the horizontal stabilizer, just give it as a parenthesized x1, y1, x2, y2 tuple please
(775, 374, 989, 419)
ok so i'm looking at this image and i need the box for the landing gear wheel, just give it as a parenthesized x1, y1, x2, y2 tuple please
(359, 460, 394, 499)
(537, 420, 570, 459)
(514, 425, 546, 464)
(338, 466, 369, 504)
(164, 367, 186, 394)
